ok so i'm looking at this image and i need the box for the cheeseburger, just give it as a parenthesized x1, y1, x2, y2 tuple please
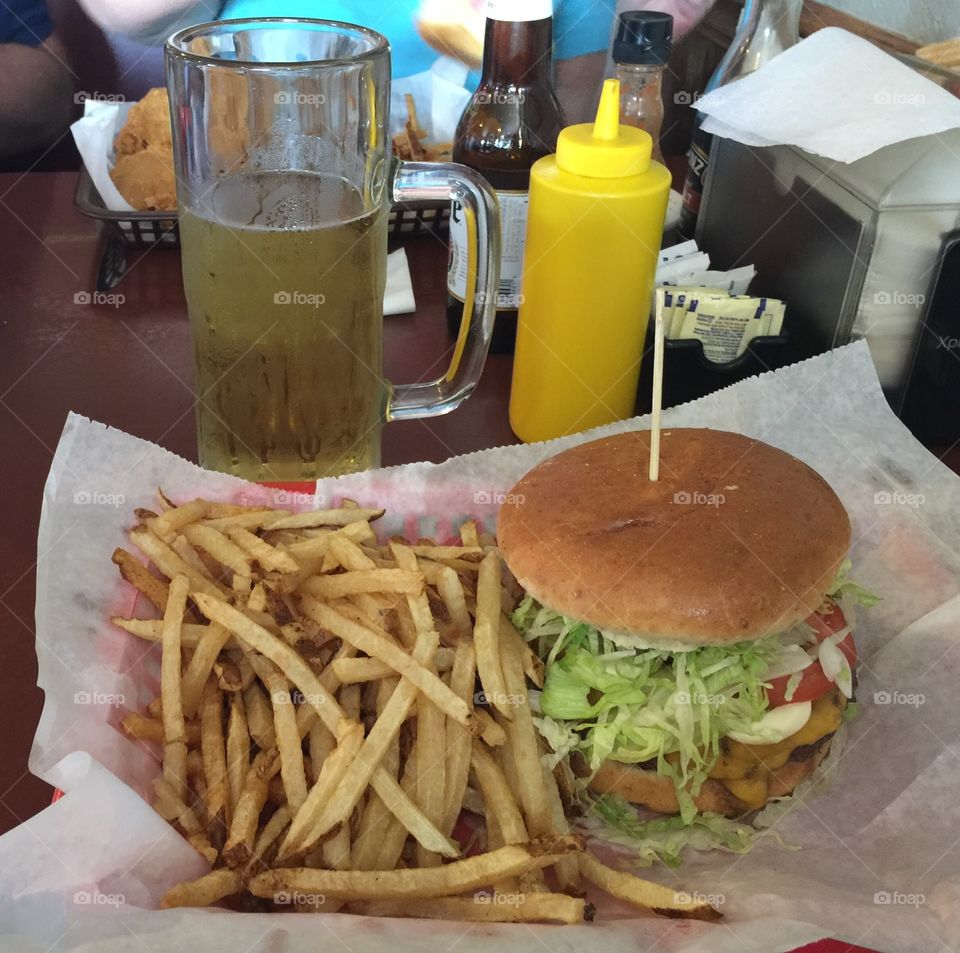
(498, 429, 874, 849)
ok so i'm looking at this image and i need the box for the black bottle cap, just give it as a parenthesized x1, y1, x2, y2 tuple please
(613, 10, 673, 66)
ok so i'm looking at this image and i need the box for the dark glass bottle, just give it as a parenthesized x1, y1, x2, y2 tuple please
(446, 2, 565, 355)
(677, 0, 801, 240)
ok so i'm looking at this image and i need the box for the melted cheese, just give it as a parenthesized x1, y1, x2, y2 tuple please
(710, 692, 845, 806)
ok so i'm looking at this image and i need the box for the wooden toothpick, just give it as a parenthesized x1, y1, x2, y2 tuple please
(649, 288, 666, 482)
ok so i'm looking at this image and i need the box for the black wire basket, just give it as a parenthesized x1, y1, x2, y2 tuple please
(74, 165, 450, 251)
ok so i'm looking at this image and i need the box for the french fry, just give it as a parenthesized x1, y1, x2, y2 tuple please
(265, 508, 385, 530)
(474, 708, 507, 747)
(225, 693, 249, 824)
(160, 573, 190, 803)
(223, 524, 300, 574)
(243, 681, 276, 750)
(308, 719, 334, 783)
(541, 756, 580, 893)
(223, 747, 280, 867)
(432, 565, 473, 638)
(370, 754, 419, 871)
(201, 509, 292, 531)
(162, 868, 243, 909)
(247, 805, 291, 871)
(411, 545, 484, 561)
(121, 712, 202, 746)
(501, 616, 545, 688)
(440, 639, 477, 837)
(111, 617, 228, 649)
(330, 657, 396, 684)
(283, 520, 375, 561)
(295, 597, 461, 845)
(112, 548, 171, 614)
(474, 553, 513, 720)
(200, 677, 228, 826)
(181, 623, 232, 718)
(250, 655, 308, 815)
(214, 658, 243, 693)
(498, 632, 551, 836)
(329, 534, 377, 571)
(577, 853, 723, 921)
(303, 569, 423, 599)
(322, 822, 352, 871)
(351, 893, 591, 924)
(470, 742, 528, 845)
(414, 667, 446, 866)
(460, 520, 481, 548)
(148, 499, 209, 540)
(250, 836, 581, 901)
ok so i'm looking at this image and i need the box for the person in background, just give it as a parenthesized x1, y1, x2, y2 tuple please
(77, 0, 715, 122)
(0, 0, 74, 160)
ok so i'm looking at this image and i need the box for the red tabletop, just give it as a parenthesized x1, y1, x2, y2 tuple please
(0, 171, 935, 951)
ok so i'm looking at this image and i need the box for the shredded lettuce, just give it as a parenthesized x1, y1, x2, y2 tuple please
(533, 715, 580, 769)
(514, 596, 780, 823)
(829, 558, 881, 607)
(586, 794, 759, 867)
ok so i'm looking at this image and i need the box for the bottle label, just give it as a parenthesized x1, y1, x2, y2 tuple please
(485, 0, 553, 22)
(448, 190, 529, 311)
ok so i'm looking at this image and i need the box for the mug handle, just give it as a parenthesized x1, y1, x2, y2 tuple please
(386, 160, 501, 420)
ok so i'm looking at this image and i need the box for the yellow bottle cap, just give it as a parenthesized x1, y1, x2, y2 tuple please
(556, 78, 652, 178)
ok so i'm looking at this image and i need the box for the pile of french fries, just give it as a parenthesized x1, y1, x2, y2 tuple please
(392, 94, 452, 162)
(111, 494, 720, 923)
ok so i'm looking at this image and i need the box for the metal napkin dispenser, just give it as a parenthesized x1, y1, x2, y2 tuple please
(696, 131, 960, 415)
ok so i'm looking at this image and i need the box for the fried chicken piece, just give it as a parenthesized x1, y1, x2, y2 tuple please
(114, 87, 172, 156)
(109, 146, 177, 211)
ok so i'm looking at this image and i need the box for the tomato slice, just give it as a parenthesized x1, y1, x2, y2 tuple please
(765, 603, 856, 707)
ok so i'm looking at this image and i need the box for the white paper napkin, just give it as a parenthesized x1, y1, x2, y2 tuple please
(70, 99, 135, 211)
(696, 28, 960, 163)
(384, 247, 416, 315)
(389, 55, 472, 141)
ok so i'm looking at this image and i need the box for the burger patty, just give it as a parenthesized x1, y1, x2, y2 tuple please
(788, 731, 835, 763)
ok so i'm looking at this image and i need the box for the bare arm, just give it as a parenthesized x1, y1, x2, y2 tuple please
(75, 0, 217, 45)
(556, 51, 606, 124)
(0, 34, 73, 159)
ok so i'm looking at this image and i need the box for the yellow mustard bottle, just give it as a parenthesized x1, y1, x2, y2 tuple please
(509, 78, 671, 442)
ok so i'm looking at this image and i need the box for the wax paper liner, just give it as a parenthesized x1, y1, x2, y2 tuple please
(6, 341, 960, 952)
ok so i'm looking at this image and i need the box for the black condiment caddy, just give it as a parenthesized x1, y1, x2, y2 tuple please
(636, 333, 792, 413)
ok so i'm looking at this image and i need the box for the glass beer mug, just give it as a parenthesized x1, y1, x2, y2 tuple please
(165, 19, 500, 480)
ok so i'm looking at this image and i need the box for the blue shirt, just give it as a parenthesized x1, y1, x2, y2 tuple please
(0, 0, 53, 44)
(218, 0, 614, 76)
